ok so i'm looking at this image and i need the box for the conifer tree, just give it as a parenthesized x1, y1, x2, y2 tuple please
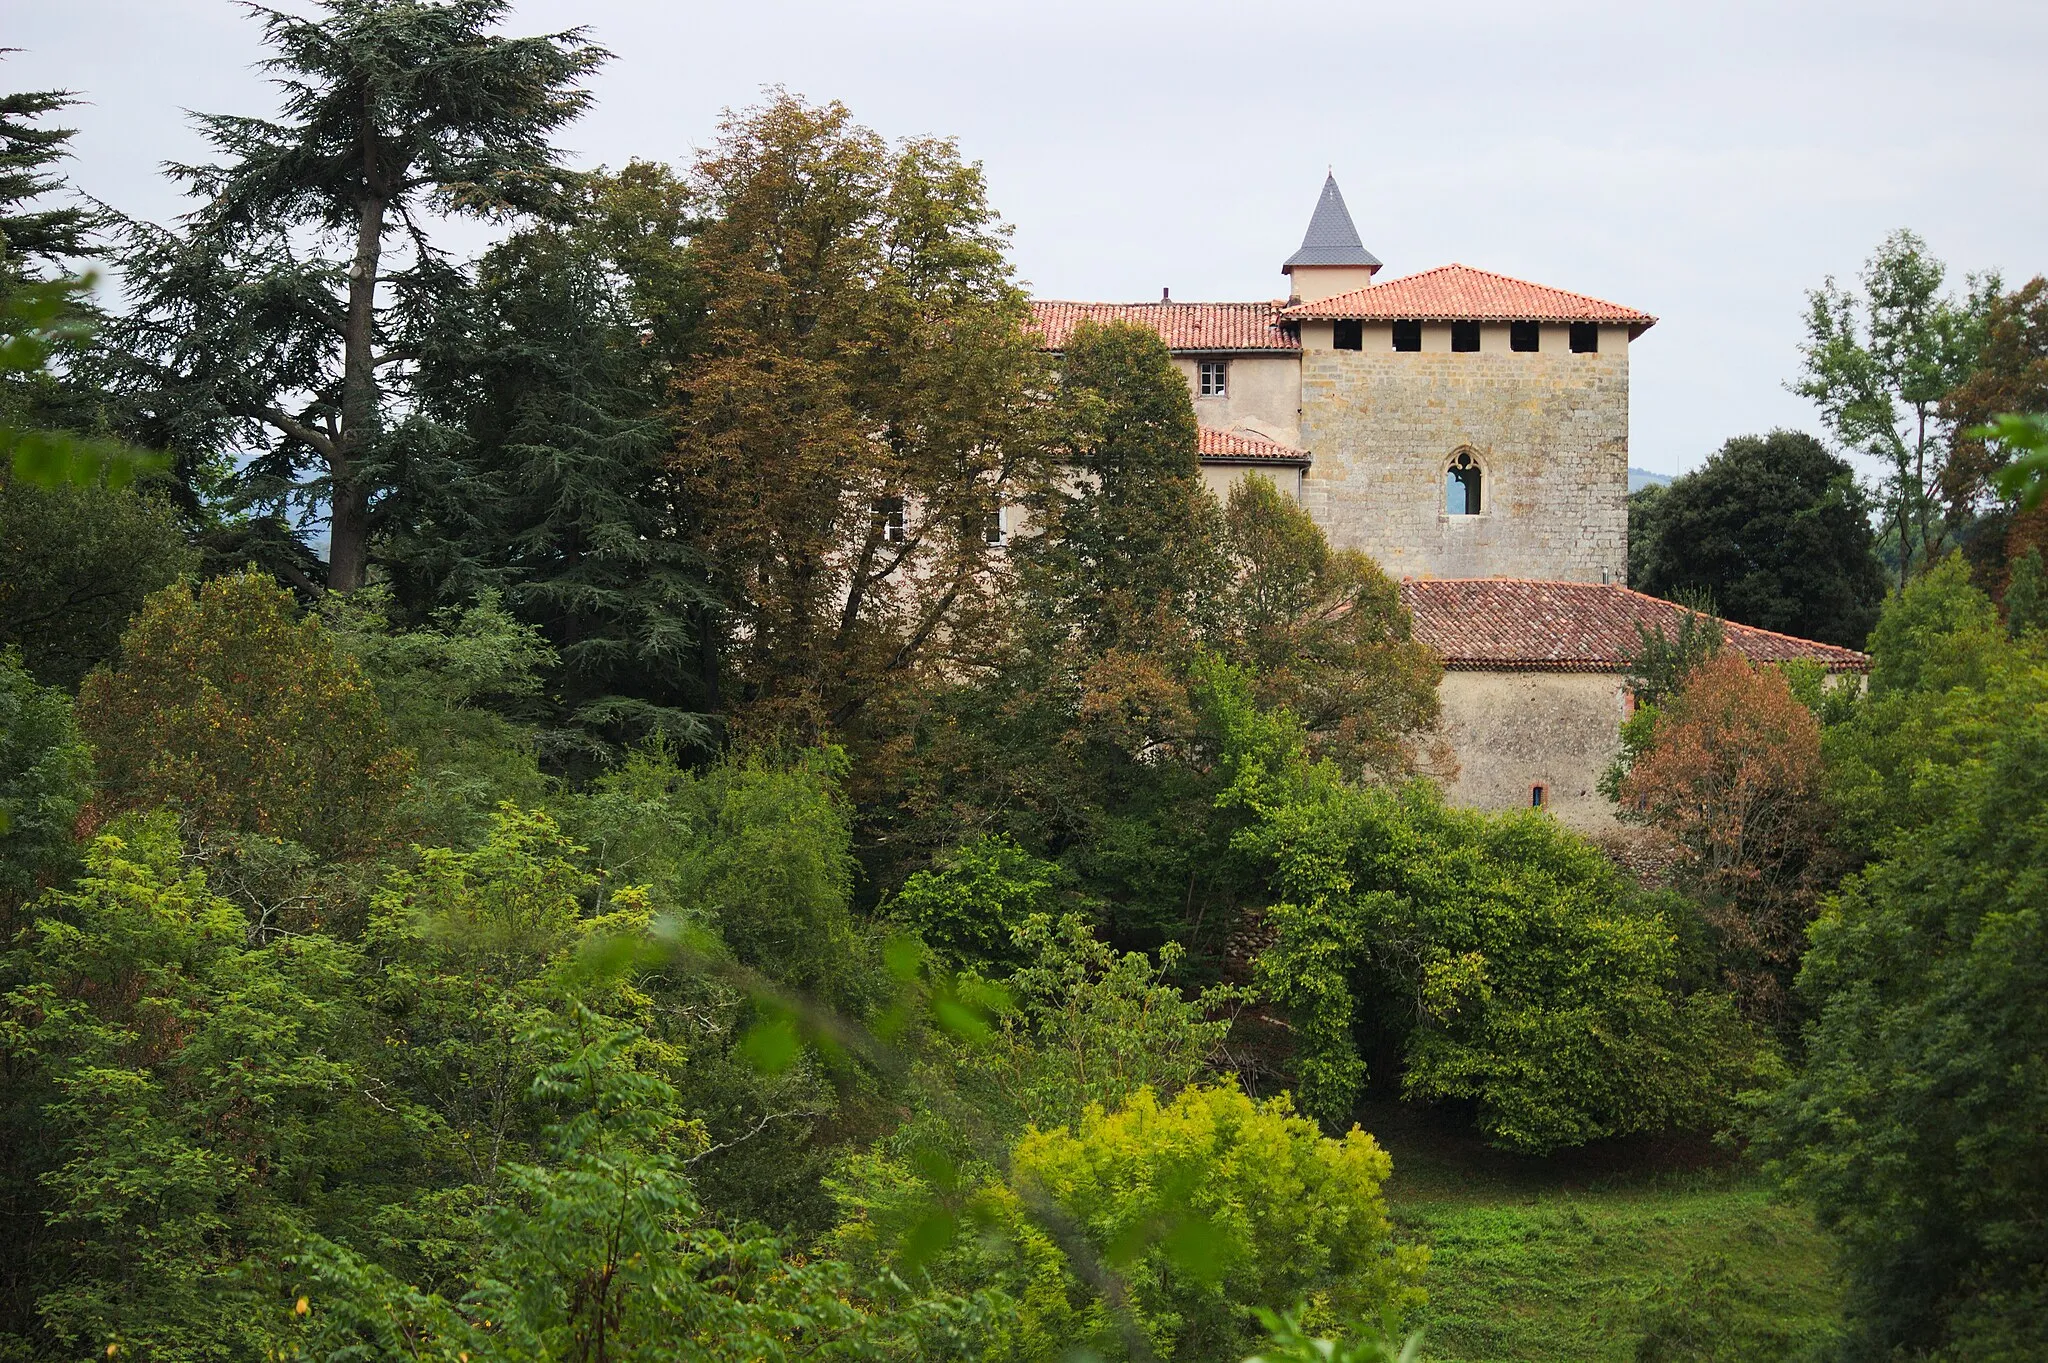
(97, 0, 605, 592)
(392, 171, 714, 764)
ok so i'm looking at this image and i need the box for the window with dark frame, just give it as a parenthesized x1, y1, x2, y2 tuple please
(1333, 320, 1363, 351)
(1569, 322, 1599, 353)
(1511, 321, 1540, 352)
(1451, 321, 1480, 352)
(876, 496, 906, 544)
(1198, 358, 1228, 396)
(1392, 320, 1422, 352)
(1530, 783, 1547, 808)
(985, 505, 1005, 545)
(1445, 450, 1482, 515)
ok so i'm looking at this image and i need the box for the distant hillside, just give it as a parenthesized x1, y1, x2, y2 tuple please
(1629, 467, 1675, 493)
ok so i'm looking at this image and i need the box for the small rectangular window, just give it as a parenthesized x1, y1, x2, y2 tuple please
(1530, 783, 1548, 808)
(876, 496, 906, 544)
(985, 506, 1005, 545)
(1569, 322, 1599, 354)
(1451, 321, 1481, 352)
(1392, 320, 1422, 352)
(1198, 359, 1228, 396)
(1511, 321, 1540, 352)
(1332, 320, 1363, 351)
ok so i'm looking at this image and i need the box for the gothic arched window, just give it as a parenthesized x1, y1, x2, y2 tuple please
(1445, 450, 1483, 515)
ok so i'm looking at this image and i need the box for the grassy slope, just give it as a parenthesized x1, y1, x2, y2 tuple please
(1359, 1103, 1845, 1363)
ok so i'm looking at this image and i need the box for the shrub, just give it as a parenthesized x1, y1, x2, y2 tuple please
(1247, 776, 1769, 1153)
(832, 1082, 1423, 1363)
(893, 834, 1060, 970)
(76, 571, 411, 857)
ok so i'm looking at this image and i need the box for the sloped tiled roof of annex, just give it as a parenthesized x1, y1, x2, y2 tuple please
(1199, 426, 1311, 465)
(1399, 578, 1867, 673)
(1029, 300, 1297, 352)
(1282, 264, 1657, 334)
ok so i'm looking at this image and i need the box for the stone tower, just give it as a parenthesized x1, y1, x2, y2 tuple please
(1277, 182, 1649, 585)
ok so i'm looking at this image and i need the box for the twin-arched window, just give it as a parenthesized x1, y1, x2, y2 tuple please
(1445, 450, 1483, 515)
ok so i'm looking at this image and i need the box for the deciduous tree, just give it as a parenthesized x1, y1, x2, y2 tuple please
(1629, 431, 1885, 648)
(671, 94, 1043, 738)
(1794, 230, 1995, 585)
(1619, 651, 1834, 1029)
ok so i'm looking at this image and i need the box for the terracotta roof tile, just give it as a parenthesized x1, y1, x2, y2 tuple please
(1282, 263, 1656, 334)
(1029, 300, 1297, 352)
(1199, 426, 1311, 465)
(1399, 578, 1867, 673)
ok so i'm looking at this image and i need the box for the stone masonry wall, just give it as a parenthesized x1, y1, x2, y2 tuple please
(1297, 323, 1631, 583)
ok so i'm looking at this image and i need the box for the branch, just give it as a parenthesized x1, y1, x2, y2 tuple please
(257, 405, 337, 458)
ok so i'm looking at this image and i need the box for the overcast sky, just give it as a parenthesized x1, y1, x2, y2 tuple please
(11, 0, 2046, 477)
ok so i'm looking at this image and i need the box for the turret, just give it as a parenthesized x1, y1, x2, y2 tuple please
(1282, 173, 1380, 304)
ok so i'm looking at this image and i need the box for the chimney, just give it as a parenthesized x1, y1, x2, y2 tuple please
(1161, 287, 1171, 302)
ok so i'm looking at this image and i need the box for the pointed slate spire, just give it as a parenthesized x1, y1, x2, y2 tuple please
(1282, 173, 1381, 272)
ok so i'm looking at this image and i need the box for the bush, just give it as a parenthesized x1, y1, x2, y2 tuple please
(892, 833, 1060, 970)
(1247, 775, 1769, 1153)
(832, 1082, 1423, 1363)
(76, 571, 412, 857)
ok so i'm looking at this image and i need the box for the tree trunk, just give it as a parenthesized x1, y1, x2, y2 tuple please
(330, 133, 386, 593)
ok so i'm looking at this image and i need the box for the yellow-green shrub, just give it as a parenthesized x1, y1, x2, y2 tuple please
(829, 1081, 1424, 1362)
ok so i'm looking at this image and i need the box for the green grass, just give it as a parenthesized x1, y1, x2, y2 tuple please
(1358, 1102, 1845, 1363)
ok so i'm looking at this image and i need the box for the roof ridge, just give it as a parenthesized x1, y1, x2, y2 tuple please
(1349, 262, 1648, 317)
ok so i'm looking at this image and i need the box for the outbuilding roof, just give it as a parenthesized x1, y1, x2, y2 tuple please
(1399, 578, 1868, 673)
(1282, 173, 1382, 272)
(1028, 300, 1297, 352)
(1198, 426, 1311, 465)
(1282, 263, 1657, 336)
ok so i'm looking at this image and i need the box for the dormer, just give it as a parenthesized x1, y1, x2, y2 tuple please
(1282, 174, 1381, 304)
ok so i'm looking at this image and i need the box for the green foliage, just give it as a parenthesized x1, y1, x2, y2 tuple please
(0, 478, 195, 688)
(1820, 557, 2019, 859)
(836, 1082, 1422, 1363)
(1794, 229, 1996, 584)
(891, 834, 1061, 970)
(1220, 474, 1442, 778)
(1028, 319, 1225, 653)
(1240, 754, 1767, 1153)
(76, 571, 413, 857)
(1, 276, 163, 489)
(1247, 1307, 1423, 1363)
(393, 191, 715, 765)
(1755, 580, 2048, 1359)
(2, 815, 387, 1362)
(917, 913, 1241, 1136)
(297, 1007, 979, 1363)
(1977, 409, 2048, 513)
(2005, 543, 2048, 635)
(327, 589, 552, 846)
(1628, 431, 1886, 648)
(0, 653, 89, 914)
(571, 743, 873, 1007)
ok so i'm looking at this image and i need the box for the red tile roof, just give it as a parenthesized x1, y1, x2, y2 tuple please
(1029, 300, 1297, 352)
(1282, 264, 1656, 335)
(1399, 578, 1867, 673)
(1199, 426, 1311, 465)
